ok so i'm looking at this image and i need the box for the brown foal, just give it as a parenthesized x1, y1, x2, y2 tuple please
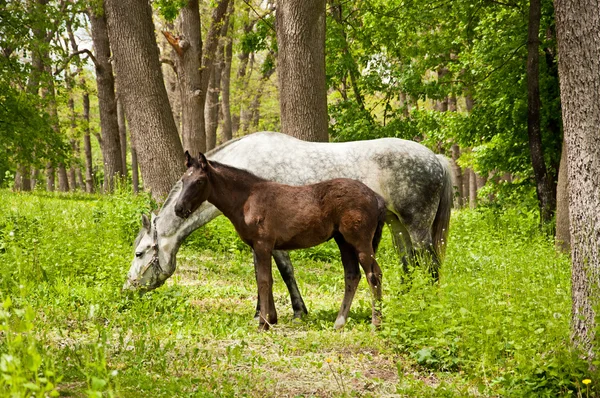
(174, 151, 387, 330)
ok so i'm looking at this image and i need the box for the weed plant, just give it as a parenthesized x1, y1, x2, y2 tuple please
(0, 189, 596, 396)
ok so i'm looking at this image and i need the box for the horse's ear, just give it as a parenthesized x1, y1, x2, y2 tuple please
(198, 152, 208, 171)
(184, 150, 193, 168)
(141, 213, 151, 231)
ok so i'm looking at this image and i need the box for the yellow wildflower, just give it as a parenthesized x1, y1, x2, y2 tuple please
(583, 379, 591, 385)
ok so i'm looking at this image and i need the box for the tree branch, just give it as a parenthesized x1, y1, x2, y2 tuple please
(162, 31, 184, 57)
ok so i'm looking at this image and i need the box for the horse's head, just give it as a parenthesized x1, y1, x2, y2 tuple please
(123, 213, 173, 292)
(174, 151, 212, 219)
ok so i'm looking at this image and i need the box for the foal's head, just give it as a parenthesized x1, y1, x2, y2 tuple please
(174, 151, 212, 219)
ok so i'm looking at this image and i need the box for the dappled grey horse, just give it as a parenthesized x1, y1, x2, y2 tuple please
(124, 132, 453, 319)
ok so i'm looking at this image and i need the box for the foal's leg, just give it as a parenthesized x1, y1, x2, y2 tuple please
(272, 250, 308, 318)
(253, 244, 277, 330)
(333, 236, 361, 330)
(354, 243, 383, 328)
(253, 251, 308, 319)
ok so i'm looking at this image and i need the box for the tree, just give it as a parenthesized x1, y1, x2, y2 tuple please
(555, 0, 600, 359)
(555, 139, 570, 252)
(88, 5, 125, 192)
(276, 0, 328, 142)
(105, 0, 184, 200)
(527, 0, 555, 224)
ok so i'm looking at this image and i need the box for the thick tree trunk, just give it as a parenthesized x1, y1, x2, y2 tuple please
(527, 0, 556, 224)
(83, 91, 95, 193)
(57, 164, 69, 192)
(276, 0, 328, 142)
(89, 7, 124, 192)
(105, 0, 184, 200)
(555, 0, 600, 360)
(555, 138, 570, 252)
(171, 0, 205, 154)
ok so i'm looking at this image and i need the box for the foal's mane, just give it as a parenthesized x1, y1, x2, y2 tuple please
(208, 160, 267, 183)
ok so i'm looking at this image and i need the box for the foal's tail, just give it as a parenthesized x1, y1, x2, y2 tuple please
(372, 194, 387, 254)
(432, 155, 453, 261)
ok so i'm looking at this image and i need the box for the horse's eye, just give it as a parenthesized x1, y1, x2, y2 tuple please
(135, 251, 143, 258)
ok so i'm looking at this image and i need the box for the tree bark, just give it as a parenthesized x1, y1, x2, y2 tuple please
(83, 90, 95, 193)
(527, 0, 556, 224)
(276, 0, 328, 142)
(88, 6, 125, 192)
(555, 0, 600, 360)
(555, 138, 570, 252)
(205, 62, 221, 150)
(450, 144, 463, 208)
(469, 168, 477, 209)
(462, 167, 471, 207)
(105, 0, 184, 200)
(219, 31, 233, 144)
(117, 97, 128, 180)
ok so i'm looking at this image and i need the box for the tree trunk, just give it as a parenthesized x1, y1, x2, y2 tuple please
(527, 0, 556, 224)
(105, 0, 184, 200)
(276, 0, 328, 142)
(469, 168, 477, 208)
(83, 91, 95, 193)
(75, 140, 84, 189)
(89, 7, 125, 192)
(205, 62, 221, 150)
(450, 144, 463, 208)
(117, 97, 128, 180)
(462, 167, 471, 207)
(219, 32, 233, 143)
(555, 0, 600, 360)
(171, 0, 205, 154)
(131, 143, 140, 194)
(555, 138, 570, 252)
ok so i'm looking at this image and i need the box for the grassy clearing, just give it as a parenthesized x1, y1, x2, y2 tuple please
(0, 189, 596, 397)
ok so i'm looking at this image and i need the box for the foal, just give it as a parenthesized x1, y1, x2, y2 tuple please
(174, 151, 387, 330)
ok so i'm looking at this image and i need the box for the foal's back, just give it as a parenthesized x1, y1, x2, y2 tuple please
(243, 178, 383, 251)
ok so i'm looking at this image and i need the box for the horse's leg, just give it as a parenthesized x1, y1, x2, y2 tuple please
(385, 213, 413, 271)
(253, 244, 277, 330)
(408, 228, 440, 280)
(272, 250, 308, 318)
(333, 235, 361, 330)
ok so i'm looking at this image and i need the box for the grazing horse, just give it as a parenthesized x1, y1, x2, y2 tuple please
(174, 152, 387, 330)
(124, 132, 452, 319)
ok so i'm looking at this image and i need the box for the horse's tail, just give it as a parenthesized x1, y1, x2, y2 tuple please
(432, 155, 453, 260)
(372, 194, 387, 254)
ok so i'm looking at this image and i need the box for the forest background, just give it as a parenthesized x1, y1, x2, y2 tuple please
(1, 0, 600, 396)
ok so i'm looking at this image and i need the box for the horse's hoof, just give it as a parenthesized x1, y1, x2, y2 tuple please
(333, 316, 346, 330)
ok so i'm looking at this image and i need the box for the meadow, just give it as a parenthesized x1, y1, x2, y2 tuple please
(0, 189, 595, 397)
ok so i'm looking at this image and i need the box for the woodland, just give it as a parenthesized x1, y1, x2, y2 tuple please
(1, 0, 600, 396)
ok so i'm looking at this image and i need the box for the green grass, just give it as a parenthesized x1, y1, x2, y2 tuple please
(0, 189, 596, 397)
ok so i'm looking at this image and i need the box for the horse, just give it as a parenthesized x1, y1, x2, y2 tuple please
(124, 132, 453, 320)
(173, 152, 387, 330)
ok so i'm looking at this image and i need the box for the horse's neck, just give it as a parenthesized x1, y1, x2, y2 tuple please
(207, 163, 260, 223)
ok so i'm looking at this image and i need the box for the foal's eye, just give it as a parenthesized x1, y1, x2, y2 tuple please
(135, 251, 143, 258)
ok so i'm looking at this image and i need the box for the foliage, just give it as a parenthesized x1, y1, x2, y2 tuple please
(325, 0, 562, 185)
(0, 190, 596, 396)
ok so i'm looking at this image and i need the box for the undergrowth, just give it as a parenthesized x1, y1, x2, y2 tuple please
(0, 189, 597, 396)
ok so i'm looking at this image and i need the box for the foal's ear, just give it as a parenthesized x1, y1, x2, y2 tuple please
(184, 150, 193, 168)
(141, 213, 151, 231)
(198, 152, 209, 171)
